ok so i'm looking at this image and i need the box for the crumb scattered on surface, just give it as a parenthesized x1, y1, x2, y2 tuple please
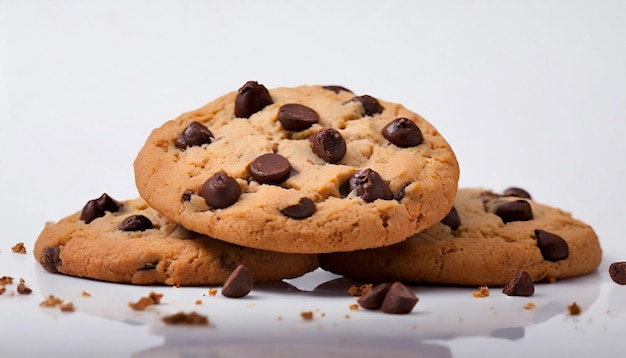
(195, 300, 202, 305)
(17, 278, 32, 295)
(162, 311, 209, 326)
(0, 285, 5, 295)
(345, 314, 351, 319)
(568, 302, 582, 315)
(12, 242, 26, 254)
(277, 316, 283, 321)
(0, 276, 14, 285)
(40, 295, 74, 312)
(81, 291, 91, 297)
(473, 286, 489, 297)
(349, 304, 359, 311)
(348, 284, 373, 297)
(301, 311, 314, 320)
(523, 302, 537, 310)
(129, 292, 163, 311)
(60, 302, 75, 312)
(209, 289, 218, 296)
(546, 277, 557, 284)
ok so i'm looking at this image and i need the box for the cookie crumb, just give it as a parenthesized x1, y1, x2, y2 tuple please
(277, 316, 283, 321)
(12, 242, 26, 254)
(345, 314, 351, 319)
(523, 302, 537, 310)
(195, 300, 202, 305)
(567, 302, 582, 315)
(0, 276, 13, 285)
(608, 262, 626, 284)
(348, 284, 373, 297)
(17, 278, 32, 295)
(349, 303, 359, 310)
(209, 288, 218, 296)
(473, 286, 489, 298)
(301, 311, 314, 320)
(40, 295, 74, 312)
(129, 291, 163, 311)
(81, 291, 91, 297)
(60, 302, 75, 312)
(162, 311, 209, 326)
(0, 285, 5, 295)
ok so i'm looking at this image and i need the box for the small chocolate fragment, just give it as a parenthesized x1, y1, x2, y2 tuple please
(440, 207, 461, 230)
(80, 193, 120, 224)
(41, 246, 61, 273)
(322, 85, 353, 94)
(280, 198, 316, 219)
(222, 264, 253, 298)
(502, 270, 535, 296)
(308, 128, 347, 163)
(382, 117, 424, 147)
(503, 187, 532, 200)
(181, 190, 194, 201)
(534, 229, 569, 262)
(200, 171, 241, 209)
(278, 103, 319, 131)
(175, 121, 214, 149)
(348, 95, 384, 116)
(347, 168, 393, 202)
(494, 200, 533, 223)
(608, 262, 626, 285)
(234, 81, 273, 118)
(357, 282, 392, 310)
(249, 153, 291, 184)
(117, 215, 153, 232)
(381, 282, 419, 314)
(138, 261, 158, 271)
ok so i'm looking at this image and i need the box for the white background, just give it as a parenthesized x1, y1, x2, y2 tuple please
(1, 1, 625, 357)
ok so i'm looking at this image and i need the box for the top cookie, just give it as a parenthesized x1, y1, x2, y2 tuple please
(134, 82, 459, 253)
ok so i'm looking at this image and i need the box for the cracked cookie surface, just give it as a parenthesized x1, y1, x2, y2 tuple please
(134, 83, 459, 253)
(33, 196, 318, 286)
(319, 188, 602, 286)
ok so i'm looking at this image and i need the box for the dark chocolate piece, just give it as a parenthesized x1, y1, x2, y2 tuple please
(381, 282, 419, 314)
(308, 128, 346, 163)
(347, 95, 384, 116)
(440, 206, 461, 230)
(200, 171, 241, 209)
(175, 121, 214, 149)
(41, 246, 61, 273)
(534, 229, 569, 262)
(502, 270, 535, 296)
(181, 190, 194, 201)
(347, 168, 393, 202)
(249, 153, 291, 184)
(234, 81, 273, 118)
(222, 264, 253, 298)
(117, 215, 153, 232)
(280, 198, 316, 219)
(322, 85, 353, 94)
(80, 193, 120, 224)
(609, 262, 626, 285)
(138, 261, 158, 271)
(494, 200, 533, 223)
(278, 103, 319, 131)
(503, 187, 532, 200)
(356, 282, 392, 310)
(382, 117, 423, 147)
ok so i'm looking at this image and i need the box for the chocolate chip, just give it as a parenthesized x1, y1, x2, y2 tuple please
(249, 153, 291, 184)
(322, 85, 353, 94)
(222, 264, 253, 298)
(382, 117, 424, 147)
(41, 246, 61, 273)
(347, 168, 393, 202)
(357, 282, 392, 310)
(502, 270, 535, 296)
(609, 262, 626, 285)
(503, 187, 532, 200)
(200, 171, 241, 209)
(175, 121, 214, 149)
(117, 215, 153, 232)
(280, 198, 316, 219)
(181, 190, 194, 201)
(494, 200, 533, 223)
(138, 261, 158, 271)
(534, 229, 569, 262)
(80, 193, 120, 224)
(440, 207, 461, 230)
(381, 282, 419, 314)
(234, 81, 273, 118)
(278, 103, 319, 131)
(308, 128, 347, 163)
(347, 95, 384, 116)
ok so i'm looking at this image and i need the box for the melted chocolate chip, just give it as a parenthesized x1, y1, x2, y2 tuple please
(200, 172, 241, 209)
(41, 246, 61, 273)
(494, 200, 533, 223)
(80, 193, 120, 224)
(503, 187, 532, 200)
(117, 215, 153, 232)
(609, 262, 626, 285)
(280, 198, 316, 219)
(382, 117, 424, 147)
(175, 121, 214, 149)
(322, 85, 353, 94)
(502, 270, 535, 296)
(381, 282, 419, 314)
(222, 264, 253, 298)
(440, 207, 461, 230)
(278, 103, 319, 131)
(249, 153, 291, 184)
(347, 95, 384, 116)
(347, 168, 393, 202)
(534, 229, 569, 262)
(357, 282, 392, 310)
(308, 128, 347, 163)
(234, 81, 273, 118)
(181, 190, 194, 201)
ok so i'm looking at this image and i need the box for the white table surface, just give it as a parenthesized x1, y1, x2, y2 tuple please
(1, 1, 625, 357)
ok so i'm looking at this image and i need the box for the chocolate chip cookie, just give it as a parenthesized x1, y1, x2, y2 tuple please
(33, 194, 318, 285)
(319, 188, 602, 286)
(134, 82, 459, 253)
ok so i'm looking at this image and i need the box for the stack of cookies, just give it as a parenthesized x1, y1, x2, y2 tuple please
(34, 81, 602, 288)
